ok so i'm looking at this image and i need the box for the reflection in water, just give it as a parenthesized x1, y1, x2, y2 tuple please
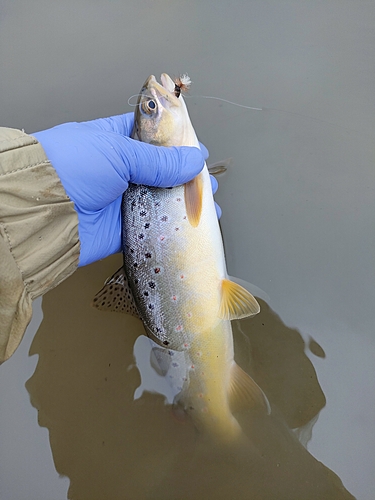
(26, 256, 355, 499)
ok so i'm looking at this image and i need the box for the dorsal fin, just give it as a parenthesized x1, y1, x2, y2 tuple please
(218, 278, 260, 320)
(229, 363, 270, 414)
(184, 173, 203, 227)
(92, 266, 140, 318)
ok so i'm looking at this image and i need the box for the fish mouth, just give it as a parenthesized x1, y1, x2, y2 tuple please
(142, 74, 181, 107)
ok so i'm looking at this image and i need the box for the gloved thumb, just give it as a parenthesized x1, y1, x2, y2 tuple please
(127, 140, 206, 187)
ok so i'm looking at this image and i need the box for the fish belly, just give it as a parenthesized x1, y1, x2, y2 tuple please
(179, 321, 243, 441)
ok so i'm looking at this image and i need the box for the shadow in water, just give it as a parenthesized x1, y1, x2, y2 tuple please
(26, 255, 355, 500)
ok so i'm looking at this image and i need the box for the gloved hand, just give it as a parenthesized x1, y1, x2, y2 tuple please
(33, 113, 209, 267)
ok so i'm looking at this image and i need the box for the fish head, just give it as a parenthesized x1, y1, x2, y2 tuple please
(132, 73, 198, 147)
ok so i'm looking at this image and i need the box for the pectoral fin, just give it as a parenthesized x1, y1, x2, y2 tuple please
(92, 266, 140, 319)
(229, 363, 270, 414)
(207, 158, 232, 175)
(184, 173, 203, 227)
(219, 278, 260, 320)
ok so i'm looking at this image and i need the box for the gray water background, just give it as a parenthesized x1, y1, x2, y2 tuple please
(0, 1, 374, 499)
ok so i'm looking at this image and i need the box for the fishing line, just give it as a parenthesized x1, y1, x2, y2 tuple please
(185, 94, 263, 111)
(188, 97, 360, 133)
(127, 94, 149, 106)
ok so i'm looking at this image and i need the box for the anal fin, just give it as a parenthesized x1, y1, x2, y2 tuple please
(184, 173, 203, 227)
(219, 278, 260, 320)
(229, 363, 271, 415)
(92, 266, 140, 319)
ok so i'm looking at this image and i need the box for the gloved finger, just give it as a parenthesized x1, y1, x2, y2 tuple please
(199, 142, 209, 161)
(215, 202, 222, 219)
(210, 175, 218, 194)
(126, 140, 205, 187)
(81, 113, 135, 137)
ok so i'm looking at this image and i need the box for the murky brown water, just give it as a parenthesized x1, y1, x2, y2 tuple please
(1, 1, 375, 499)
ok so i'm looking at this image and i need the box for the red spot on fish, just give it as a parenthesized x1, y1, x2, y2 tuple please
(184, 343, 189, 348)
(160, 235, 165, 241)
(171, 295, 177, 301)
(176, 197, 181, 202)
(154, 267, 161, 273)
(175, 227, 179, 231)
(175, 325, 183, 332)
(180, 275, 185, 280)
(191, 364, 195, 369)
(187, 312, 192, 318)
(198, 393, 204, 399)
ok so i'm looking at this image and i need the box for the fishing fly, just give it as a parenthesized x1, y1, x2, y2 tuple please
(174, 74, 192, 98)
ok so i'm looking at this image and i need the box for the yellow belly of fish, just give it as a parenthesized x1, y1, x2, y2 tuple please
(177, 321, 244, 442)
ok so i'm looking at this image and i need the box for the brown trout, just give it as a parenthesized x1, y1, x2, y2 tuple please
(94, 73, 269, 443)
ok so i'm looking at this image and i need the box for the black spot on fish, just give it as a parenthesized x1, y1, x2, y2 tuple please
(133, 262, 138, 268)
(163, 340, 170, 346)
(148, 281, 155, 289)
(148, 304, 154, 310)
(154, 268, 161, 274)
(144, 223, 150, 229)
(161, 215, 168, 222)
(138, 233, 144, 239)
(134, 279, 138, 284)
(145, 252, 152, 258)
(140, 188, 148, 196)
(143, 291, 149, 297)
(140, 210, 147, 217)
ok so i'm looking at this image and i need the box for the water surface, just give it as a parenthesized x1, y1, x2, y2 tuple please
(1, 1, 374, 499)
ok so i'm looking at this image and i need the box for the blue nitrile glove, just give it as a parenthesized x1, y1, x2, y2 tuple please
(210, 176, 221, 219)
(33, 113, 209, 267)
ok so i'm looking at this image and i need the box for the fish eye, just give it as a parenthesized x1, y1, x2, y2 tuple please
(141, 99, 157, 115)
